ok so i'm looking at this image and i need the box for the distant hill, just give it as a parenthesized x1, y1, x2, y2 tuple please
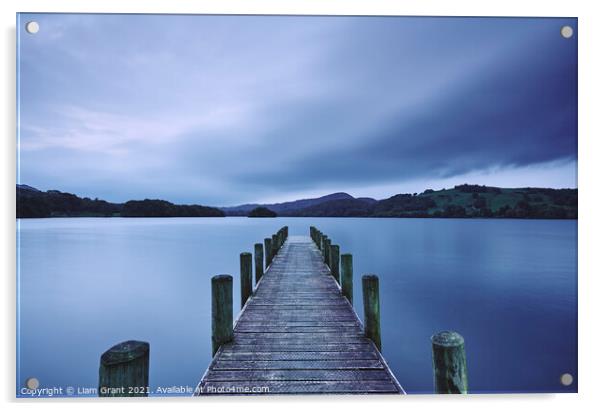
(220, 192, 369, 216)
(223, 184, 577, 219)
(121, 199, 224, 218)
(418, 184, 577, 219)
(291, 198, 374, 217)
(248, 206, 277, 218)
(17, 183, 577, 219)
(16, 185, 224, 218)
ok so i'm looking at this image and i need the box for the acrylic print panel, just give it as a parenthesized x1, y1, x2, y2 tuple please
(16, 13, 577, 397)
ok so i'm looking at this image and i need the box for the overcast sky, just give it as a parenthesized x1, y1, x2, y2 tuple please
(18, 14, 577, 206)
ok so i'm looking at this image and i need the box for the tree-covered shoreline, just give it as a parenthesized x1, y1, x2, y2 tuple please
(17, 184, 577, 219)
(16, 185, 224, 218)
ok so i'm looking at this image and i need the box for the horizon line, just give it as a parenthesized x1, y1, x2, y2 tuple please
(16, 182, 579, 208)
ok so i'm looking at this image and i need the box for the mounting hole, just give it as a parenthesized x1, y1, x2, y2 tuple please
(25, 21, 39, 34)
(25, 377, 39, 389)
(560, 373, 573, 386)
(560, 25, 573, 39)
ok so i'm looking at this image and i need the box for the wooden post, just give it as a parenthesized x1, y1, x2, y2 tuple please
(323, 238, 331, 266)
(362, 275, 381, 351)
(321, 235, 328, 255)
(240, 252, 253, 308)
(341, 253, 353, 304)
(330, 244, 340, 283)
(254, 243, 264, 283)
(264, 238, 272, 268)
(211, 274, 233, 356)
(431, 331, 468, 394)
(99, 340, 149, 397)
(271, 234, 278, 260)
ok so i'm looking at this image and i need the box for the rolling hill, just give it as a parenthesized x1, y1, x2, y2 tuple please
(17, 184, 577, 219)
(223, 184, 577, 219)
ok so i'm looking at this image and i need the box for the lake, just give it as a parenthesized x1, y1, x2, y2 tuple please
(16, 217, 577, 396)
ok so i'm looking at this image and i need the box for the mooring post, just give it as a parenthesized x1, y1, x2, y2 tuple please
(264, 238, 272, 268)
(321, 235, 329, 256)
(318, 231, 323, 250)
(211, 274, 233, 356)
(431, 331, 468, 394)
(323, 238, 331, 266)
(330, 244, 340, 283)
(362, 274, 381, 351)
(341, 253, 353, 304)
(240, 252, 253, 308)
(98, 340, 149, 397)
(271, 234, 278, 260)
(254, 243, 264, 283)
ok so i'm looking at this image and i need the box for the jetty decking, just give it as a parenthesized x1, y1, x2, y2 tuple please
(197, 235, 404, 395)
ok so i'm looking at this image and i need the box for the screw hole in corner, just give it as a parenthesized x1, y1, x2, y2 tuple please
(25, 21, 40, 35)
(560, 25, 574, 39)
(560, 373, 573, 386)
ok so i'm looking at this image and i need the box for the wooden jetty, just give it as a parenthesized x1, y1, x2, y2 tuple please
(196, 228, 404, 395)
(98, 226, 468, 396)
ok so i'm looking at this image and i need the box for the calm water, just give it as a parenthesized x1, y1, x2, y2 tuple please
(16, 217, 577, 396)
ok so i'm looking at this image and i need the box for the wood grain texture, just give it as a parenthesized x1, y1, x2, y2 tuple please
(197, 236, 403, 395)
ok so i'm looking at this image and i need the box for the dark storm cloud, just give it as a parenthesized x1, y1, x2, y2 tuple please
(18, 15, 576, 204)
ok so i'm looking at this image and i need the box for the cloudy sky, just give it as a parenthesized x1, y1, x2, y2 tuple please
(18, 14, 577, 206)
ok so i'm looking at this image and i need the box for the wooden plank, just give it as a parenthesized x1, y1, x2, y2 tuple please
(203, 369, 392, 381)
(218, 351, 379, 361)
(235, 326, 361, 333)
(198, 235, 403, 395)
(231, 332, 364, 339)
(239, 321, 359, 326)
(222, 343, 373, 352)
(199, 380, 400, 394)
(212, 359, 385, 370)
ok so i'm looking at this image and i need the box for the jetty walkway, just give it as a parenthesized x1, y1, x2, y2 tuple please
(197, 229, 404, 395)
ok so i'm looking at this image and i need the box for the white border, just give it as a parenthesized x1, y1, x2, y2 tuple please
(3, 1, 600, 410)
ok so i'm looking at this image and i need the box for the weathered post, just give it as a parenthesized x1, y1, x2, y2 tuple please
(317, 232, 323, 250)
(254, 243, 264, 283)
(362, 275, 381, 351)
(271, 234, 278, 260)
(211, 274, 233, 356)
(431, 331, 468, 394)
(321, 235, 328, 255)
(240, 252, 253, 308)
(264, 238, 272, 268)
(341, 253, 353, 304)
(323, 238, 331, 266)
(330, 244, 340, 283)
(99, 340, 149, 397)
